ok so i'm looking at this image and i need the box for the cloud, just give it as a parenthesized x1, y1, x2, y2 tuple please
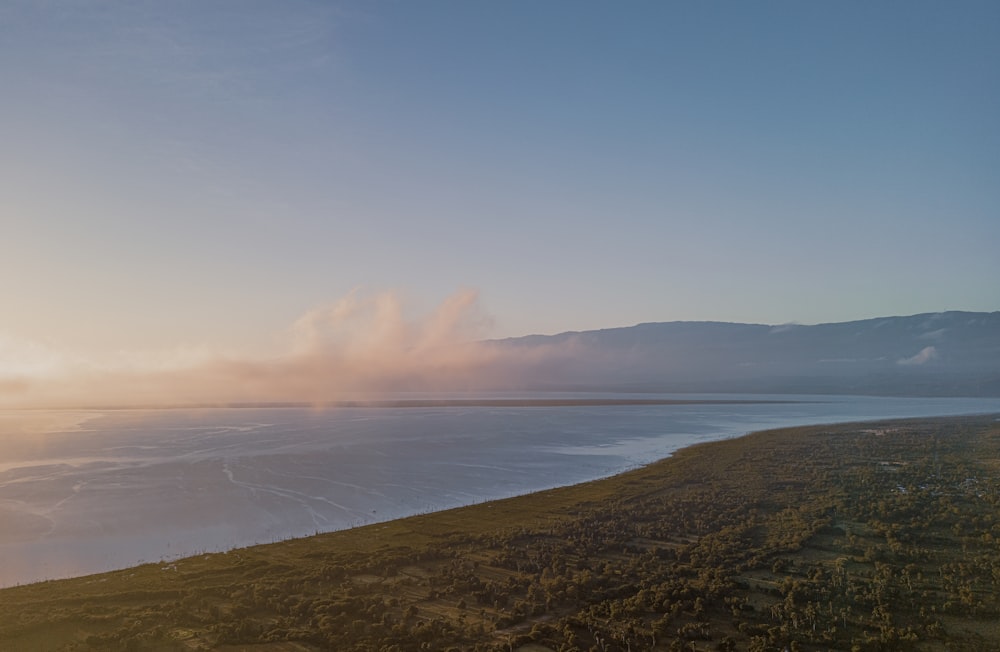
(918, 328, 946, 340)
(228, 287, 507, 400)
(288, 288, 490, 360)
(0, 288, 543, 408)
(897, 346, 938, 366)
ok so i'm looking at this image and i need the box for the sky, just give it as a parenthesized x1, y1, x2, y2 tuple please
(1, 1, 998, 405)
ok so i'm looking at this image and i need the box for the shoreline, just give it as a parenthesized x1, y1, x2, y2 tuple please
(3, 396, 999, 589)
(2, 413, 998, 650)
(3, 410, 996, 590)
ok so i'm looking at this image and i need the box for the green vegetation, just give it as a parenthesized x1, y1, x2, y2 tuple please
(2, 414, 999, 651)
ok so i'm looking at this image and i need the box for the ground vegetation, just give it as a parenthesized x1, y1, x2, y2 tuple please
(2, 414, 999, 650)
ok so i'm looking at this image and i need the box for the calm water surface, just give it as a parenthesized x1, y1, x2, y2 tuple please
(1, 393, 998, 587)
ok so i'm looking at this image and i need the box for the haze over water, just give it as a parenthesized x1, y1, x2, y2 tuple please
(2, 393, 999, 588)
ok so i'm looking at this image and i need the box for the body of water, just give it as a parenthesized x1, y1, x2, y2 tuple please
(1, 393, 999, 587)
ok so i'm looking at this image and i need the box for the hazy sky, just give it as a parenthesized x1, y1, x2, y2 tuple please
(2, 1, 998, 392)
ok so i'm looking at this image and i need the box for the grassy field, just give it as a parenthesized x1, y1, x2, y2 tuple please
(1, 414, 998, 651)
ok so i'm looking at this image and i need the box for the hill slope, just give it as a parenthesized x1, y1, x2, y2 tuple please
(492, 311, 1000, 396)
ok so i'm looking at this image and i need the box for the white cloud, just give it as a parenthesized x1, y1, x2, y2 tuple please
(0, 288, 517, 408)
(918, 328, 946, 340)
(897, 346, 938, 366)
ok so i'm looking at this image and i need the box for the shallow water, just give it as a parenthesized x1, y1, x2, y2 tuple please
(1, 393, 998, 587)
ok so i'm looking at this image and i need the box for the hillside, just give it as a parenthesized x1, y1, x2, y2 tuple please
(492, 311, 1000, 396)
(1, 413, 998, 650)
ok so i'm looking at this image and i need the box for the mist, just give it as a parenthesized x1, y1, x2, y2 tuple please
(0, 289, 563, 409)
(3, 299, 997, 409)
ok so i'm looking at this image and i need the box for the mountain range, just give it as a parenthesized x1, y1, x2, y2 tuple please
(491, 311, 1000, 397)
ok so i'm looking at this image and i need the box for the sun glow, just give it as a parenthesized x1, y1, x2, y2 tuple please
(0, 289, 542, 409)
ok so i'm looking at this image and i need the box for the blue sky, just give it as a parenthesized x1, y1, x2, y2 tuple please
(1, 1, 998, 372)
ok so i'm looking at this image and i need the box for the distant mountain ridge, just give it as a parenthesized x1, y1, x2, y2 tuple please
(491, 311, 1000, 397)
